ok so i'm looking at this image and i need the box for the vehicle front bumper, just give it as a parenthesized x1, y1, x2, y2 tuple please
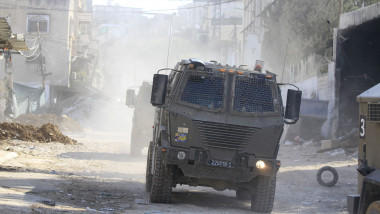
(161, 146, 280, 183)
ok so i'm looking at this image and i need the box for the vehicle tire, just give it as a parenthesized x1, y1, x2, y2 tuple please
(145, 142, 153, 192)
(251, 175, 276, 213)
(236, 188, 251, 200)
(150, 148, 174, 203)
(316, 166, 338, 187)
(366, 200, 380, 214)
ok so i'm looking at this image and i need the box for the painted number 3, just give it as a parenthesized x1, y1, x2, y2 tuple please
(359, 115, 366, 139)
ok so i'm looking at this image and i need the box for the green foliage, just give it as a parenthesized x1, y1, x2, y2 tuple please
(261, 0, 380, 73)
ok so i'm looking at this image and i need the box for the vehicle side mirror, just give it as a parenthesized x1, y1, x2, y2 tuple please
(126, 89, 135, 107)
(151, 74, 168, 107)
(284, 89, 302, 124)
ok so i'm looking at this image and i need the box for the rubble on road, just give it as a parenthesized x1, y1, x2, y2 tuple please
(13, 113, 84, 132)
(0, 122, 77, 144)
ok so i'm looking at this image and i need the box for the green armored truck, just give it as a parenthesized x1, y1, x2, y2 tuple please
(146, 59, 301, 213)
(126, 82, 155, 156)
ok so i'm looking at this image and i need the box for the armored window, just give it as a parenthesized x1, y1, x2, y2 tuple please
(180, 73, 225, 110)
(233, 75, 281, 113)
(27, 15, 49, 33)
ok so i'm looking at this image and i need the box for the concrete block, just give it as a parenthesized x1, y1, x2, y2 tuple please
(321, 140, 340, 150)
(347, 194, 360, 214)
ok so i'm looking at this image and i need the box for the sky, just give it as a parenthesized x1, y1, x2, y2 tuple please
(92, 0, 192, 13)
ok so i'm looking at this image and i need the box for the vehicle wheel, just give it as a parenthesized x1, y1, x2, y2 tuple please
(367, 200, 380, 213)
(251, 175, 276, 213)
(316, 166, 338, 187)
(150, 148, 174, 203)
(236, 188, 251, 200)
(145, 142, 153, 192)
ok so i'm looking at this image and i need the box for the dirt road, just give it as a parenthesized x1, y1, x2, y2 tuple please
(0, 130, 357, 213)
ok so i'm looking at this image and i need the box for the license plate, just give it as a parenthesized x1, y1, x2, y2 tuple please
(208, 159, 233, 168)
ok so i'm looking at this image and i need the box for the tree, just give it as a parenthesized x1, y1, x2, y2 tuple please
(261, 0, 380, 75)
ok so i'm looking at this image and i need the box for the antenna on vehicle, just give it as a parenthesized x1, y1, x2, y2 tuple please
(166, 14, 174, 74)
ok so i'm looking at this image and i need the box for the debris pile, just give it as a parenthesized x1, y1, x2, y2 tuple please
(0, 122, 77, 144)
(13, 113, 84, 132)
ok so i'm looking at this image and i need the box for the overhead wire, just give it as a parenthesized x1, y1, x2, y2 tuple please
(166, 14, 173, 69)
(148, 0, 239, 12)
(20, 36, 39, 56)
(19, 37, 42, 57)
(25, 36, 39, 41)
(0, 0, 239, 14)
(24, 51, 41, 62)
(25, 35, 39, 48)
(43, 38, 103, 53)
(20, 48, 40, 58)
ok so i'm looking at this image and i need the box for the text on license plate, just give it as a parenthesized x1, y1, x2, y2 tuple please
(208, 159, 233, 168)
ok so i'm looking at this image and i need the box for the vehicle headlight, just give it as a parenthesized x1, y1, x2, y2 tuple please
(256, 160, 266, 169)
(177, 151, 186, 160)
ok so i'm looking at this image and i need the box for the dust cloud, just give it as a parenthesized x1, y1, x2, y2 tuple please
(41, 8, 226, 159)
(74, 12, 223, 144)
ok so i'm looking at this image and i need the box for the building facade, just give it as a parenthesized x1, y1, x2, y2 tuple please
(0, 0, 93, 116)
(241, 0, 275, 68)
(0, 0, 91, 88)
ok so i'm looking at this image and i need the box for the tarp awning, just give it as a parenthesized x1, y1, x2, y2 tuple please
(0, 17, 28, 51)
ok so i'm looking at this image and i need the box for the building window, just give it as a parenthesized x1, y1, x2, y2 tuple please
(27, 15, 49, 33)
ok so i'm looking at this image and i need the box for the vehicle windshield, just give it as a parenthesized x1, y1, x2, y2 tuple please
(180, 72, 225, 110)
(233, 75, 281, 114)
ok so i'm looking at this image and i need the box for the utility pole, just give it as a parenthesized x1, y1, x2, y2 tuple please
(338, 0, 343, 24)
(37, 22, 51, 90)
(212, 0, 221, 42)
(211, 0, 222, 59)
(4, 49, 16, 118)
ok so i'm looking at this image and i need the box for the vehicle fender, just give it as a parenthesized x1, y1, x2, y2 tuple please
(160, 126, 170, 148)
(247, 155, 256, 167)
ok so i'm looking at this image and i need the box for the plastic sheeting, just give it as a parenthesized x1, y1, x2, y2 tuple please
(13, 82, 46, 117)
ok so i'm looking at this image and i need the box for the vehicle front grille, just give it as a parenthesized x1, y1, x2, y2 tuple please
(194, 120, 258, 151)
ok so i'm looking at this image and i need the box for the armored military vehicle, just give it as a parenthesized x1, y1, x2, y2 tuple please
(126, 82, 155, 156)
(146, 59, 301, 213)
(347, 83, 380, 214)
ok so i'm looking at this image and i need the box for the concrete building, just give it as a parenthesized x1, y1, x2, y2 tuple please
(240, 1, 380, 142)
(178, 0, 243, 65)
(283, 3, 380, 141)
(0, 0, 91, 86)
(329, 3, 380, 139)
(92, 5, 142, 45)
(0, 0, 93, 115)
(241, 0, 275, 68)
